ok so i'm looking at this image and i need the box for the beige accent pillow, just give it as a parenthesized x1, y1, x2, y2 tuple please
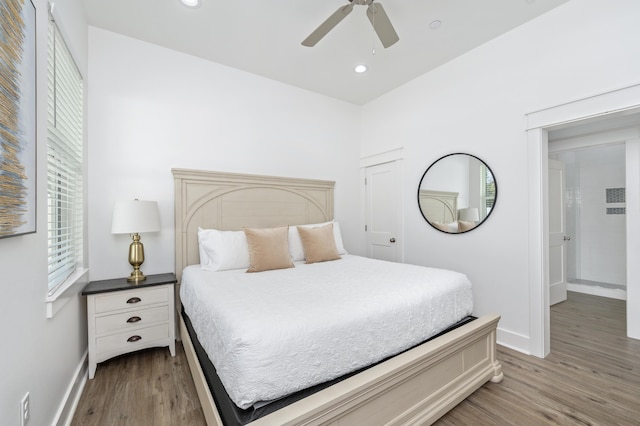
(243, 226, 294, 273)
(297, 223, 341, 264)
(458, 220, 477, 232)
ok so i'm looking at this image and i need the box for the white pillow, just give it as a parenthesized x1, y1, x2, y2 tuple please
(288, 221, 347, 261)
(431, 221, 459, 233)
(198, 227, 250, 271)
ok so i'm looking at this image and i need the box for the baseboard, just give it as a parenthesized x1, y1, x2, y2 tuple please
(497, 286, 628, 355)
(52, 350, 88, 426)
(567, 283, 626, 300)
(496, 326, 530, 355)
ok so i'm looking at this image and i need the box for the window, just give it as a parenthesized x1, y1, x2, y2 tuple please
(47, 16, 84, 294)
(481, 165, 496, 219)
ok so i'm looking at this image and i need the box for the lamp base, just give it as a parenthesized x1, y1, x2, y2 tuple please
(127, 233, 147, 283)
(127, 270, 147, 283)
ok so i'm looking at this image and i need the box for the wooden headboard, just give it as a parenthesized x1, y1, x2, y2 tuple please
(172, 169, 335, 283)
(418, 189, 458, 223)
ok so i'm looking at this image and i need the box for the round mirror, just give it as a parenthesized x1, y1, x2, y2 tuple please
(417, 153, 497, 234)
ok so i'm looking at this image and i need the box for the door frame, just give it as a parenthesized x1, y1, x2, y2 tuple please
(526, 83, 640, 357)
(360, 148, 404, 263)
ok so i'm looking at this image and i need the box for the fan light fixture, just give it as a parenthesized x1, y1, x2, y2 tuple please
(302, 0, 399, 48)
(354, 64, 368, 73)
(180, 0, 200, 7)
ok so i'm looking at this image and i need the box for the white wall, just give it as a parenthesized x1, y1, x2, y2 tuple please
(87, 28, 364, 281)
(555, 145, 627, 286)
(579, 150, 627, 285)
(361, 0, 640, 352)
(5, 5, 639, 423)
(420, 154, 470, 209)
(0, 0, 88, 424)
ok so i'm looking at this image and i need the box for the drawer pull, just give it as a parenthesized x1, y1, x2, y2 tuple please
(127, 316, 142, 323)
(126, 297, 142, 304)
(127, 335, 142, 343)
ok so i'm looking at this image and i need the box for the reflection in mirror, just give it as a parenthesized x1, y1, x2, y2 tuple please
(417, 153, 497, 234)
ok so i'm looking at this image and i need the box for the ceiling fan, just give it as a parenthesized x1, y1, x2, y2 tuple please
(302, 0, 399, 48)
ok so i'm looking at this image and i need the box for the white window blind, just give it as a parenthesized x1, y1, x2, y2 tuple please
(47, 16, 84, 293)
(481, 165, 496, 219)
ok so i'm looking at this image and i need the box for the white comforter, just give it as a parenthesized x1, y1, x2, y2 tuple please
(180, 255, 473, 409)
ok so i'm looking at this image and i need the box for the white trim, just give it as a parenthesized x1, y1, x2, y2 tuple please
(496, 327, 531, 355)
(45, 268, 89, 318)
(526, 83, 640, 130)
(526, 128, 549, 358)
(566, 283, 626, 301)
(52, 350, 88, 426)
(359, 147, 404, 168)
(626, 139, 640, 339)
(526, 83, 640, 357)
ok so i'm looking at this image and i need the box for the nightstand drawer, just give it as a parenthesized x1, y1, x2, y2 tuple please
(94, 286, 169, 314)
(95, 306, 169, 335)
(96, 323, 170, 354)
(83, 273, 177, 379)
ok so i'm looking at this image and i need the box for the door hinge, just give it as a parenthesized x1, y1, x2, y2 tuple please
(365, 224, 368, 231)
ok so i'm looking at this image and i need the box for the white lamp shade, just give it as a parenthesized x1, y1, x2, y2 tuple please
(458, 207, 480, 222)
(111, 200, 161, 234)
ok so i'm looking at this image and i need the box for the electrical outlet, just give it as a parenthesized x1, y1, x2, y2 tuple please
(21, 392, 30, 426)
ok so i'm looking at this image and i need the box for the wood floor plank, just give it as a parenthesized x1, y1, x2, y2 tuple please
(72, 292, 640, 425)
(436, 292, 640, 426)
(72, 343, 207, 425)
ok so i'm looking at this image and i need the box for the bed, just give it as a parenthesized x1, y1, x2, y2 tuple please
(173, 168, 503, 426)
(418, 189, 458, 225)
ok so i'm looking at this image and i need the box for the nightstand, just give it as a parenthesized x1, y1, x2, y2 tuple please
(82, 273, 177, 379)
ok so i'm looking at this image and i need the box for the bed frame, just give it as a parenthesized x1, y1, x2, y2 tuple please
(418, 189, 458, 224)
(173, 168, 503, 426)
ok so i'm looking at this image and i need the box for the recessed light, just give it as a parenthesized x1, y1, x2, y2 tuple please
(180, 0, 200, 7)
(429, 20, 442, 30)
(354, 64, 368, 74)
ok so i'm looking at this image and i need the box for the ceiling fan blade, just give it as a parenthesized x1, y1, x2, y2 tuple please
(367, 2, 399, 48)
(302, 4, 354, 47)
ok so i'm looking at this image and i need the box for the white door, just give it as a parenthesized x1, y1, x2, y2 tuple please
(549, 159, 568, 305)
(365, 161, 401, 262)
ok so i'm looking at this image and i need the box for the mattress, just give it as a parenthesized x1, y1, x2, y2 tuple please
(180, 254, 473, 410)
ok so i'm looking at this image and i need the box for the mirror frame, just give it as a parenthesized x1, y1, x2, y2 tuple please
(417, 153, 497, 234)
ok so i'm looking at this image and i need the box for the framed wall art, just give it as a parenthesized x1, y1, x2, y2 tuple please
(0, 0, 37, 238)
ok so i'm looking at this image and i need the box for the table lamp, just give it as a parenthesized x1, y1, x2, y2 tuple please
(458, 207, 480, 223)
(111, 199, 161, 282)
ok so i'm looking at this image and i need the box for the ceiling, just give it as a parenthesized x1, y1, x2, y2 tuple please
(82, 0, 569, 105)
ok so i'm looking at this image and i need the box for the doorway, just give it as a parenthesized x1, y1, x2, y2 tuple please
(549, 143, 627, 302)
(525, 83, 640, 358)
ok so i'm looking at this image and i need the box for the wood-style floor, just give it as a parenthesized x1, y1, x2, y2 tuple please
(71, 343, 205, 425)
(72, 292, 640, 425)
(437, 292, 640, 426)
